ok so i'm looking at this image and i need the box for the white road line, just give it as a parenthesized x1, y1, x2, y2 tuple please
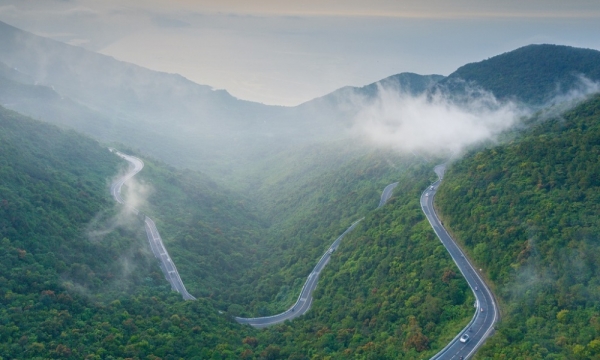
(110, 150, 196, 301)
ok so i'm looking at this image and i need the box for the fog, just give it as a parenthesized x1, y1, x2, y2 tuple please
(352, 76, 600, 156)
(352, 86, 527, 155)
(1, 0, 599, 105)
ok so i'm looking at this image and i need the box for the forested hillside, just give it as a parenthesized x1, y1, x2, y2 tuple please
(233, 144, 420, 314)
(0, 104, 479, 358)
(441, 44, 600, 105)
(258, 163, 474, 359)
(5, 25, 600, 358)
(436, 94, 600, 358)
(0, 106, 262, 358)
(0, 105, 137, 294)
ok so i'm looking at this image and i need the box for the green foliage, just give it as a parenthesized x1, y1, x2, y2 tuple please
(123, 155, 267, 302)
(0, 106, 260, 358)
(0, 105, 151, 294)
(436, 94, 600, 358)
(0, 105, 475, 358)
(264, 164, 474, 358)
(443, 44, 600, 104)
(233, 144, 425, 315)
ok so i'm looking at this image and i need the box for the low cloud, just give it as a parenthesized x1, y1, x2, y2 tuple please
(352, 77, 600, 156)
(352, 85, 528, 156)
(535, 75, 600, 121)
(88, 170, 152, 242)
(76, 171, 155, 299)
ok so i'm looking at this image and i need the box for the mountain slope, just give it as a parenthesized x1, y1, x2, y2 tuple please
(0, 21, 303, 179)
(440, 44, 600, 105)
(0, 21, 442, 185)
(436, 94, 600, 358)
(0, 104, 476, 359)
(291, 73, 443, 131)
(0, 105, 268, 358)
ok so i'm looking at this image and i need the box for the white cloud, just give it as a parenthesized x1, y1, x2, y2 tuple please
(352, 86, 527, 155)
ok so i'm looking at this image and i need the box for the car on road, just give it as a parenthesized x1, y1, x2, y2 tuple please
(459, 334, 470, 343)
(430, 186, 434, 190)
(425, 193, 429, 197)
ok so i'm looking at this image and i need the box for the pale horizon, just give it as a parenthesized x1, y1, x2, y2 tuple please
(1, 0, 599, 105)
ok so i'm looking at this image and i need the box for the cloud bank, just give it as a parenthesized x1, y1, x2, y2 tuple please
(352, 86, 528, 156)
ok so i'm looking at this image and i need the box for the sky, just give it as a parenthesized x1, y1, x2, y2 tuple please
(0, 0, 599, 106)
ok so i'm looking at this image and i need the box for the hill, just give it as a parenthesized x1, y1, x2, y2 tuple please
(0, 21, 309, 179)
(3, 20, 600, 357)
(0, 106, 268, 358)
(440, 44, 600, 105)
(0, 104, 477, 358)
(436, 93, 600, 358)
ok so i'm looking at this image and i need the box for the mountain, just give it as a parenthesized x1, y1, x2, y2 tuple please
(0, 20, 446, 185)
(436, 93, 600, 358)
(0, 21, 310, 179)
(0, 105, 268, 358)
(4, 18, 600, 358)
(439, 44, 600, 105)
(0, 103, 476, 359)
(291, 72, 444, 129)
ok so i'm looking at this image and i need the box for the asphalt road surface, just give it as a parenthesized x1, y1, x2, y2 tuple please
(109, 152, 496, 357)
(236, 181, 399, 328)
(378, 182, 399, 208)
(423, 165, 498, 359)
(235, 219, 363, 328)
(109, 149, 195, 301)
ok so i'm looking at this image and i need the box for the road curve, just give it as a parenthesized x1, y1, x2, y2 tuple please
(109, 149, 196, 301)
(235, 219, 363, 328)
(423, 165, 498, 359)
(236, 181, 399, 328)
(378, 182, 398, 208)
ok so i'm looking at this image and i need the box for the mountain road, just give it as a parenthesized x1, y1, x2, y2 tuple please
(110, 149, 195, 300)
(424, 165, 498, 359)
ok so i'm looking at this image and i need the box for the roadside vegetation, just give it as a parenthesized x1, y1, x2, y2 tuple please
(0, 105, 475, 358)
(436, 94, 600, 358)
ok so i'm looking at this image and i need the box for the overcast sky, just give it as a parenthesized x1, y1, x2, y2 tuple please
(1, 0, 599, 105)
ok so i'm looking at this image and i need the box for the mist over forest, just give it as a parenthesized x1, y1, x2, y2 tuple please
(1, 12, 600, 359)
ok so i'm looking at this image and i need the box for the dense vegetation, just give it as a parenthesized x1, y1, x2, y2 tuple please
(0, 105, 477, 358)
(5, 26, 600, 357)
(436, 94, 600, 358)
(262, 164, 474, 359)
(121, 154, 267, 301)
(0, 106, 262, 358)
(442, 44, 600, 105)
(0, 105, 146, 295)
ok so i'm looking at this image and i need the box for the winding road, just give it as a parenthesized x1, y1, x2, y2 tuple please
(235, 218, 364, 327)
(109, 150, 497, 357)
(235, 181, 400, 327)
(424, 165, 498, 359)
(109, 149, 195, 300)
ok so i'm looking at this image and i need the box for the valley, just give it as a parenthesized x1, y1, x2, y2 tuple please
(0, 18, 599, 359)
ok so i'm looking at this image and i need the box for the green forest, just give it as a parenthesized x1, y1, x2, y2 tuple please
(436, 94, 600, 359)
(0, 105, 476, 358)
(3, 42, 600, 359)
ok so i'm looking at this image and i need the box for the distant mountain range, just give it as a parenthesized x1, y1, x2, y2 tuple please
(1, 20, 600, 181)
(2, 19, 600, 359)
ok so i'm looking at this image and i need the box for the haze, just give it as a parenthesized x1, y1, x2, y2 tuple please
(0, 0, 599, 105)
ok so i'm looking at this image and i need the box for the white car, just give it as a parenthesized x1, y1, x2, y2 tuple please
(459, 334, 470, 343)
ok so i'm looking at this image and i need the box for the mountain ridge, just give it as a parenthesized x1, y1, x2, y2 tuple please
(440, 44, 600, 105)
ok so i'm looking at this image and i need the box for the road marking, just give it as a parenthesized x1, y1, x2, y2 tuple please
(111, 150, 195, 301)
